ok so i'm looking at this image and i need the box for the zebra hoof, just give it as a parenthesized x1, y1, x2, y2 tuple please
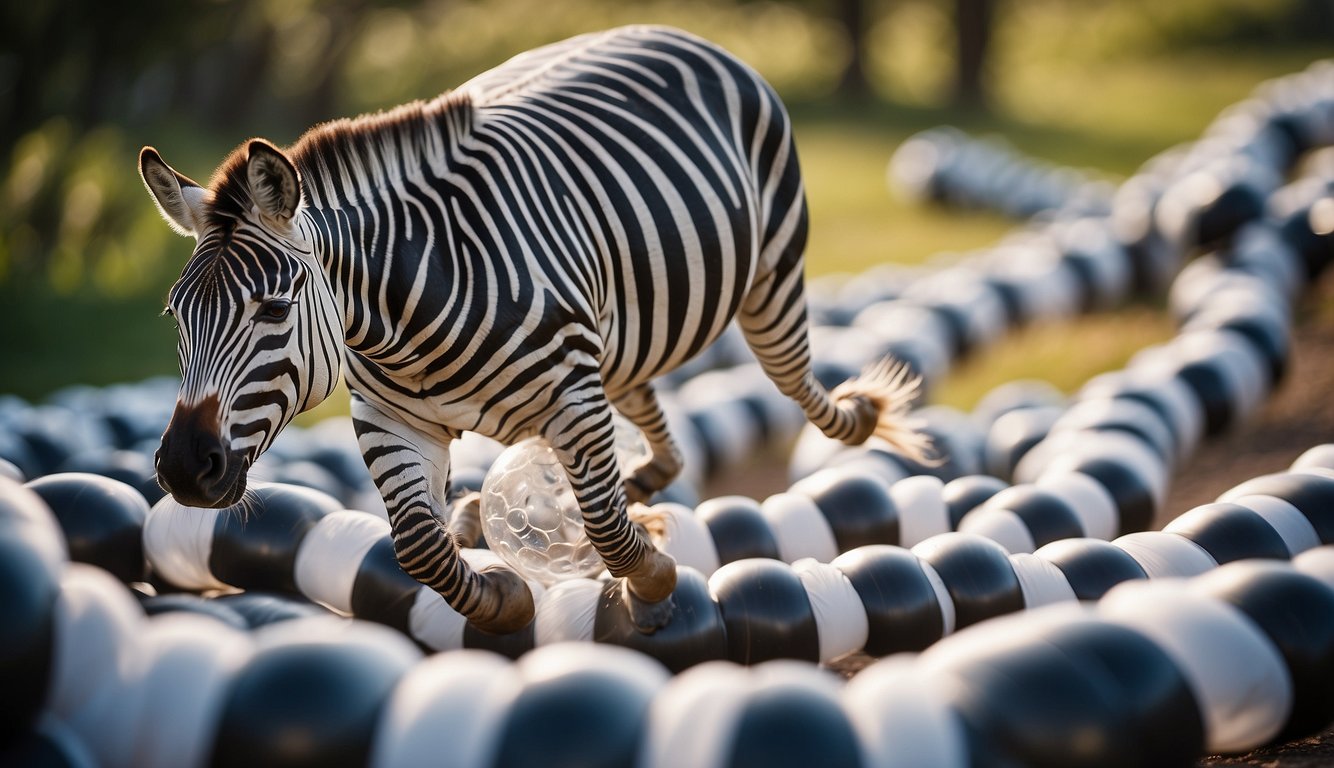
(622, 578, 675, 634)
(623, 550, 678, 633)
(469, 567, 536, 635)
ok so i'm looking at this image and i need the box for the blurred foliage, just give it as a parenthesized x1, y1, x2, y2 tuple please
(0, 0, 856, 299)
(0, 0, 1330, 399)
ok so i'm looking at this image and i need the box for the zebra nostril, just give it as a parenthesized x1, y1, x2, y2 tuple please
(197, 443, 227, 488)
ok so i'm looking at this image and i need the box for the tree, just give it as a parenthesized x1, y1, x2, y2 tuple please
(953, 0, 995, 107)
(834, 0, 873, 99)
(826, 0, 998, 107)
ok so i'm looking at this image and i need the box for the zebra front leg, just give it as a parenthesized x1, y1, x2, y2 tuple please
(351, 396, 534, 634)
(545, 389, 677, 632)
(611, 384, 683, 504)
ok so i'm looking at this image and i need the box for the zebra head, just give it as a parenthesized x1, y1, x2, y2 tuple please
(139, 140, 343, 508)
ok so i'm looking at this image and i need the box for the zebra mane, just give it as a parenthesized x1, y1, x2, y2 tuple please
(292, 90, 474, 210)
(203, 90, 474, 220)
(203, 148, 262, 228)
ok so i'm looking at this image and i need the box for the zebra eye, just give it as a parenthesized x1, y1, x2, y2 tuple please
(257, 299, 292, 322)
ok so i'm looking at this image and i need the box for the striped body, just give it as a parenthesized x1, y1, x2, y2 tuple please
(304, 26, 802, 443)
(144, 26, 924, 633)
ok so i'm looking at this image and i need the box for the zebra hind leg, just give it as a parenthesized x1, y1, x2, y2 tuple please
(545, 387, 677, 633)
(736, 263, 934, 463)
(610, 384, 684, 505)
(446, 490, 483, 548)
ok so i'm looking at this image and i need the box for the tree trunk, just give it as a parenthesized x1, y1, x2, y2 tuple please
(954, 0, 994, 108)
(835, 0, 872, 99)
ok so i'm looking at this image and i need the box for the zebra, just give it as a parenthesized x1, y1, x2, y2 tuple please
(143, 25, 929, 634)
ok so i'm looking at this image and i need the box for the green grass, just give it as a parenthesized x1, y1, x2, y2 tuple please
(793, 104, 1017, 274)
(931, 306, 1175, 411)
(783, 44, 1328, 410)
(792, 43, 1331, 275)
(0, 287, 177, 398)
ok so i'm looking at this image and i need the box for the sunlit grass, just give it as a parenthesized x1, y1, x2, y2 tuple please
(785, 42, 1324, 414)
(931, 306, 1176, 410)
(0, 289, 178, 397)
(794, 115, 1015, 272)
(794, 43, 1332, 279)
(996, 49, 1333, 162)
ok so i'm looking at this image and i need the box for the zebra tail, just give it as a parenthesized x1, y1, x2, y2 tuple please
(628, 503, 671, 541)
(829, 357, 936, 465)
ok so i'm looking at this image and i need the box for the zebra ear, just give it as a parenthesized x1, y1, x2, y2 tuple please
(139, 147, 207, 238)
(245, 139, 301, 223)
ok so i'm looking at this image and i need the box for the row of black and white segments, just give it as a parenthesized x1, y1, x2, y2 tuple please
(6, 450, 1334, 768)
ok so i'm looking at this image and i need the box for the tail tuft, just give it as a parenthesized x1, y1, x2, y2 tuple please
(830, 357, 935, 464)
(628, 502, 671, 541)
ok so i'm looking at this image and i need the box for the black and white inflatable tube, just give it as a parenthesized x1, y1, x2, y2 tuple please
(136, 444, 1334, 677)
(8, 454, 1334, 767)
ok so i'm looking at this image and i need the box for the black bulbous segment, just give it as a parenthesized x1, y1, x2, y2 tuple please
(1193, 561, 1334, 743)
(697, 496, 781, 565)
(594, 567, 728, 674)
(914, 532, 1023, 631)
(25, 473, 150, 583)
(710, 559, 820, 664)
(833, 545, 946, 655)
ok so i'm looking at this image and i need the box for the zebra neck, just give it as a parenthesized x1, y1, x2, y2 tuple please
(293, 92, 477, 363)
(303, 205, 416, 363)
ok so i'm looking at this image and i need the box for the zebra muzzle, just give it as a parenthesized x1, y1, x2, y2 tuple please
(156, 397, 249, 508)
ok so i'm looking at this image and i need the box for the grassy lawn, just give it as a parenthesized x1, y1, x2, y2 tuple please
(929, 307, 1175, 409)
(2, 43, 1327, 414)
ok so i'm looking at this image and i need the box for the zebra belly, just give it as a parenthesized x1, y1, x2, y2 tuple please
(598, 291, 747, 397)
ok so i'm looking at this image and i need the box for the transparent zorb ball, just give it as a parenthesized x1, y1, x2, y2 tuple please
(479, 418, 649, 585)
